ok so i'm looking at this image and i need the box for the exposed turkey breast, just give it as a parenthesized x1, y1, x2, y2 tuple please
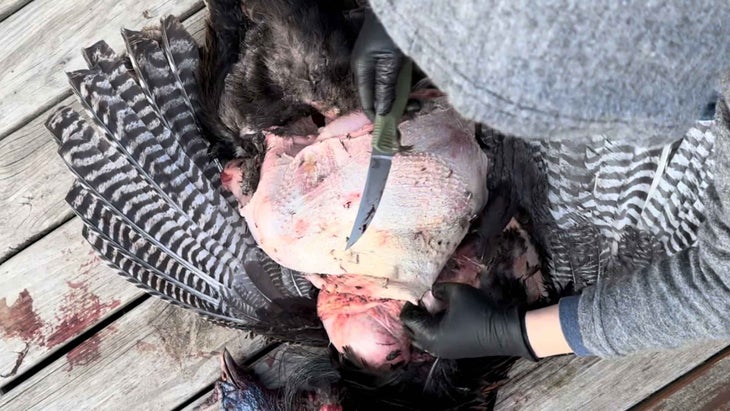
(233, 98, 489, 305)
(219, 97, 546, 368)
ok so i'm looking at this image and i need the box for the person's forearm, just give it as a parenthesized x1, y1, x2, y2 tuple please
(524, 304, 573, 358)
(575, 117, 730, 356)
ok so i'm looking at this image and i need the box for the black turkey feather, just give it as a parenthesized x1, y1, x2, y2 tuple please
(46, 8, 519, 408)
(46, 1, 721, 409)
(46, 15, 326, 345)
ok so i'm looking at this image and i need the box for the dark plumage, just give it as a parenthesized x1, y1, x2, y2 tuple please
(45, 2, 549, 410)
(199, 0, 361, 194)
(44, 0, 719, 408)
(47, 15, 328, 346)
(47, 2, 536, 408)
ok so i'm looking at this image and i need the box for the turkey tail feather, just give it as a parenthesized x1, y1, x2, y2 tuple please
(46, 17, 325, 344)
(160, 16, 204, 126)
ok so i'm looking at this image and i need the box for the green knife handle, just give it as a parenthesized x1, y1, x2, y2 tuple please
(372, 59, 413, 155)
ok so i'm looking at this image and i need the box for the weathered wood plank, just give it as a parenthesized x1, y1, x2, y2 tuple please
(182, 388, 218, 411)
(0, 112, 75, 263)
(0, 0, 31, 22)
(129, 342, 730, 410)
(636, 346, 730, 411)
(0, 298, 264, 410)
(0, 218, 143, 384)
(0, 8, 208, 264)
(0, 0, 203, 139)
(494, 342, 728, 411)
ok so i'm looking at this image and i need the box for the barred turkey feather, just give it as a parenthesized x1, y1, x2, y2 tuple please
(160, 15, 204, 126)
(82, 39, 239, 210)
(46, 17, 326, 345)
(50, 107, 258, 316)
(75, 49, 243, 253)
(488, 126, 717, 289)
(45, 7, 725, 410)
(82, 40, 123, 69)
(121, 27, 220, 183)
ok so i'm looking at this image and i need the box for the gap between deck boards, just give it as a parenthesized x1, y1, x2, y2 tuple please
(0, 294, 149, 395)
(0, 0, 212, 401)
(0, 2, 207, 264)
(0, 298, 267, 410)
(0, 0, 205, 140)
(2, 1, 728, 409)
(631, 345, 730, 410)
(0, 0, 32, 23)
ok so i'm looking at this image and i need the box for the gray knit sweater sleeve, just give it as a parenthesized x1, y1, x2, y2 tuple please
(577, 118, 730, 355)
(369, 0, 730, 144)
(369, 0, 730, 356)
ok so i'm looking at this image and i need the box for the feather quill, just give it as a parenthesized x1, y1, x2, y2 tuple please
(46, 16, 323, 343)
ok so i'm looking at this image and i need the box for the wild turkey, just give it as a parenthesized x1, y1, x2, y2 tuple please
(46, 0, 718, 409)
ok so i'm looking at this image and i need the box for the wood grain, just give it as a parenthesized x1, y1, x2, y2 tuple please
(182, 389, 218, 411)
(0, 218, 143, 385)
(636, 346, 730, 411)
(0, 0, 203, 139)
(494, 342, 728, 411)
(0, 8, 208, 264)
(0, 0, 31, 22)
(122, 342, 730, 410)
(0, 298, 264, 410)
(0, 111, 76, 263)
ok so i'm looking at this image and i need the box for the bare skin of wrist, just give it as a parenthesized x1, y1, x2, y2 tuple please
(525, 304, 573, 358)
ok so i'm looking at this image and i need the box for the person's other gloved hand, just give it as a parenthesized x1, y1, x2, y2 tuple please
(400, 283, 538, 360)
(351, 9, 406, 121)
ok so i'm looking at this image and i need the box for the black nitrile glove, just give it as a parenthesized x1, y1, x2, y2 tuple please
(351, 9, 406, 121)
(400, 283, 538, 360)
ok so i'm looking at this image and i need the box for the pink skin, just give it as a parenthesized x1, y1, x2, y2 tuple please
(241, 101, 489, 304)
(221, 100, 542, 370)
(315, 111, 373, 141)
(317, 290, 410, 368)
(221, 159, 249, 213)
(221, 114, 372, 210)
(311, 218, 545, 370)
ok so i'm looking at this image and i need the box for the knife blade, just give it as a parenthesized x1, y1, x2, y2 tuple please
(345, 59, 412, 250)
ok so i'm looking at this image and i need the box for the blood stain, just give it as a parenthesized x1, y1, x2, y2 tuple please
(0, 279, 121, 375)
(65, 334, 102, 371)
(78, 254, 101, 276)
(0, 289, 43, 342)
(46, 281, 121, 349)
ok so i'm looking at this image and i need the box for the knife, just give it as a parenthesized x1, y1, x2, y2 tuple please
(345, 59, 412, 250)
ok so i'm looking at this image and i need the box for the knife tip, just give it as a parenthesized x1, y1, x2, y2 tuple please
(344, 235, 358, 250)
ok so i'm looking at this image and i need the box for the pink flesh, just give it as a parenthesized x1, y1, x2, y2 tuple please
(241, 102, 490, 303)
(223, 101, 547, 370)
(221, 159, 248, 212)
(317, 290, 410, 368)
(311, 218, 546, 369)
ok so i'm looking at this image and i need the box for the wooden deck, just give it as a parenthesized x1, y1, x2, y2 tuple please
(0, 1, 727, 409)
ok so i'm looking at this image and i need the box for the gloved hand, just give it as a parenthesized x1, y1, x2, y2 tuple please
(351, 9, 406, 121)
(400, 283, 538, 360)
